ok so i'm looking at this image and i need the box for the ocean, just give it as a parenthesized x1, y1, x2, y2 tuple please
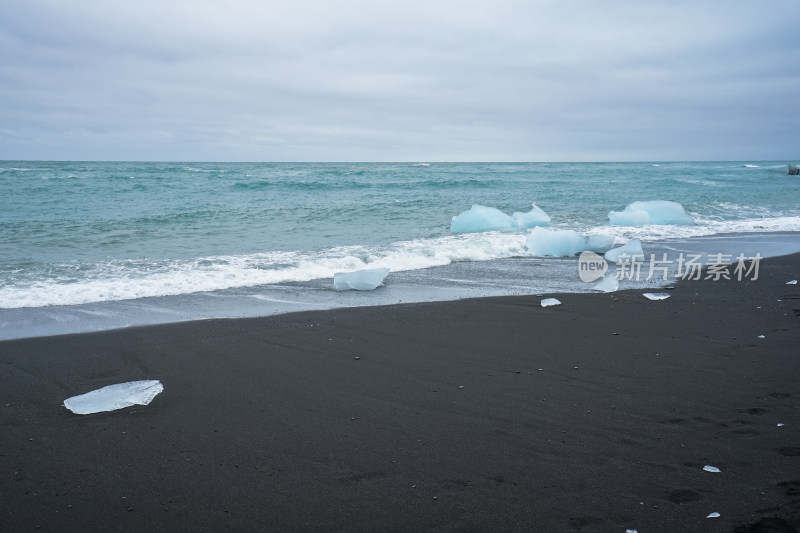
(2, 161, 799, 339)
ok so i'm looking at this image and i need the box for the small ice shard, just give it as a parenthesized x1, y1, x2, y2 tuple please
(333, 267, 390, 291)
(777, 423, 785, 427)
(541, 298, 561, 307)
(626, 530, 639, 533)
(64, 380, 163, 415)
(758, 335, 766, 339)
(787, 280, 798, 285)
(643, 292, 670, 301)
(608, 200, 694, 226)
(707, 512, 720, 518)
(593, 273, 619, 293)
(604, 239, 644, 263)
(703, 465, 721, 473)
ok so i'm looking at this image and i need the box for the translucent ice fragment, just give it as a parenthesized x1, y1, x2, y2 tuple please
(608, 200, 694, 226)
(585, 234, 615, 253)
(593, 273, 619, 293)
(527, 228, 587, 257)
(509, 204, 551, 230)
(450, 205, 514, 233)
(707, 512, 720, 518)
(703, 465, 721, 473)
(64, 380, 163, 415)
(787, 280, 798, 285)
(643, 293, 670, 301)
(604, 239, 644, 263)
(333, 267, 390, 291)
(541, 298, 561, 307)
(450, 203, 550, 233)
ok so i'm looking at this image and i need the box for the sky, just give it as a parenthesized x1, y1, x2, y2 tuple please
(0, 0, 798, 162)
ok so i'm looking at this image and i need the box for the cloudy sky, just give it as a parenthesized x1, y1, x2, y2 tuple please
(1, 0, 798, 161)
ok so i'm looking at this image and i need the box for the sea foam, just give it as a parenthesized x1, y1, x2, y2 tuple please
(0, 233, 529, 308)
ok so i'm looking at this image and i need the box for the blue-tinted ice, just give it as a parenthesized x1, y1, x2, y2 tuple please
(64, 380, 164, 415)
(604, 239, 644, 262)
(608, 200, 694, 226)
(527, 228, 614, 257)
(333, 267, 390, 291)
(451, 204, 550, 233)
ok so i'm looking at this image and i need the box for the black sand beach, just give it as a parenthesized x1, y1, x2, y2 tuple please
(2, 254, 799, 532)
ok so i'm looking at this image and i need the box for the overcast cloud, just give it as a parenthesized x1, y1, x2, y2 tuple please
(0, 0, 798, 161)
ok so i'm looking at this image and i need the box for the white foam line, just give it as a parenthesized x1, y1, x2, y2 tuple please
(249, 295, 316, 305)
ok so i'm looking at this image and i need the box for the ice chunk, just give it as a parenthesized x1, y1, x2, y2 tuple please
(608, 200, 694, 226)
(584, 234, 615, 253)
(707, 512, 720, 518)
(333, 267, 390, 291)
(787, 280, 798, 285)
(527, 228, 589, 257)
(541, 298, 561, 307)
(593, 273, 619, 292)
(643, 292, 670, 301)
(451, 204, 550, 233)
(451, 205, 514, 233)
(703, 465, 721, 473)
(509, 204, 551, 230)
(604, 239, 644, 263)
(64, 380, 163, 415)
(528, 229, 615, 257)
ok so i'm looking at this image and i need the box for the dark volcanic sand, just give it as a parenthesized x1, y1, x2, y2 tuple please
(2, 254, 799, 532)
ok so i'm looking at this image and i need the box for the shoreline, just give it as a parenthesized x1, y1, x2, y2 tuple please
(1, 251, 798, 531)
(2, 231, 799, 342)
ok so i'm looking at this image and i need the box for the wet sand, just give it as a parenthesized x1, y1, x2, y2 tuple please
(2, 254, 799, 532)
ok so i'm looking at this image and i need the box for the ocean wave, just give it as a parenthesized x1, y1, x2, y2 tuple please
(0, 233, 529, 308)
(5, 212, 798, 309)
(675, 178, 721, 187)
(579, 215, 800, 243)
(184, 167, 222, 173)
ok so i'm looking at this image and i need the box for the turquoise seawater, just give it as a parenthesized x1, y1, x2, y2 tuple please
(1, 161, 799, 310)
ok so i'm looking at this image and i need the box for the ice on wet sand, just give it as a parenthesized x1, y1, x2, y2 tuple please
(64, 380, 164, 415)
(334, 267, 390, 291)
(643, 293, 670, 301)
(604, 239, 644, 263)
(594, 274, 619, 292)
